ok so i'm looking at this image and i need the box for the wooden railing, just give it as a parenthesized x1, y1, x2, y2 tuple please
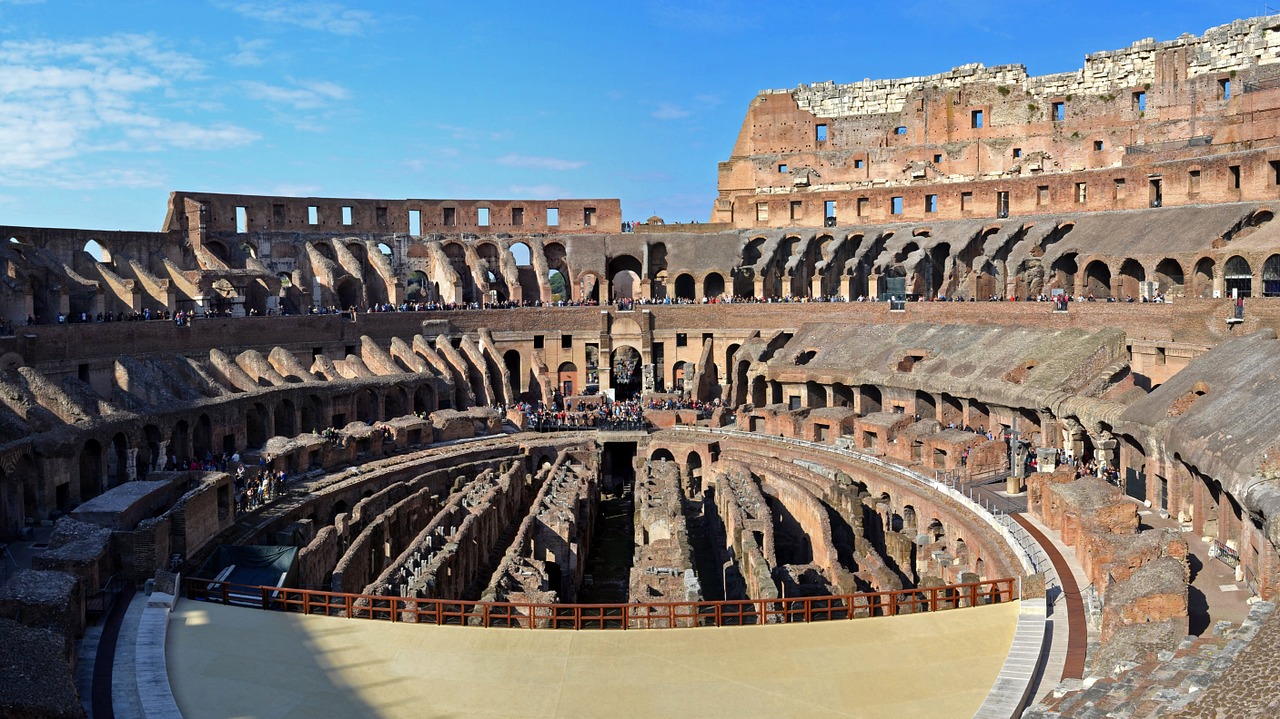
(183, 576, 1016, 630)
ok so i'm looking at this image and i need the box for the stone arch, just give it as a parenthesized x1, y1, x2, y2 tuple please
(406, 270, 430, 301)
(246, 403, 269, 448)
(1083, 260, 1111, 298)
(355, 389, 377, 424)
(703, 272, 725, 299)
(503, 349, 523, 397)
(1155, 258, 1185, 296)
(1192, 257, 1216, 298)
(1224, 255, 1252, 297)
(79, 439, 103, 500)
(1050, 253, 1078, 293)
(806, 381, 827, 408)
(275, 398, 296, 437)
(674, 272, 696, 300)
(1117, 258, 1145, 299)
(686, 451, 704, 497)
(860, 384, 882, 414)
(557, 361, 578, 397)
(192, 414, 213, 458)
(611, 345, 643, 400)
(750, 376, 767, 406)
(301, 395, 324, 433)
(650, 448, 676, 463)
(414, 384, 435, 414)
(107, 432, 129, 488)
(1263, 255, 1280, 297)
(139, 424, 163, 478)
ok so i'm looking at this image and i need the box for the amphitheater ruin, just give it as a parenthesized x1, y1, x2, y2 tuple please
(6, 12, 1280, 719)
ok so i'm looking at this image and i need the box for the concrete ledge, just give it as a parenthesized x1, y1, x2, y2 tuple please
(973, 598, 1048, 719)
(135, 597, 183, 719)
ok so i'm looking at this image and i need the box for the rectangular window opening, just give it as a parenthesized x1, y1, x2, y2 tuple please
(924, 195, 937, 213)
(815, 124, 828, 142)
(996, 191, 1010, 218)
(1037, 185, 1049, 205)
(272, 203, 285, 224)
(375, 206, 387, 227)
(676, 333, 688, 348)
(235, 206, 247, 234)
(308, 205, 318, 225)
(408, 209, 421, 235)
(533, 335, 544, 349)
(1133, 91, 1147, 112)
(512, 207, 524, 225)
(478, 207, 490, 226)
(1114, 178, 1126, 200)
(1075, 182, 1087, 204)
(932, 154, 942, 164)
(856, 197, 869, 217)
(547, 207, 559, 226)
(961, 191, 973, 211)
(1188, 169, 1201, 194)
(443, 207, 456, 226)
(890, 196, 903, 215)
(854, 158, 865, 169)
(561, 334, 572, 349)
(1093, 140, 1104, 151)
(1230, 165, 1241, 189)
(341, 206, 353, 226)
(1270, 160, 1280, 185)
(1052, 101, 1065, 121)
(778, 163, 788, 173)
(583, 207, 596, 226)
(894, 126, 907, 135)
(971, 109, 984, 129)
(1013, 147, 1022, 158)
(790, 201, 802, 221)
(755, 202, 769, 222)
(1220, 78, 1231, 101)
(824, 200, 836, 219)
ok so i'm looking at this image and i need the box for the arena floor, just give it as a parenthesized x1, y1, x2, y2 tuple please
(166, 599, 1020, 718)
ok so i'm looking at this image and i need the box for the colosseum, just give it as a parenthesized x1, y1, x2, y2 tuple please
(5, 12, 1280, 719)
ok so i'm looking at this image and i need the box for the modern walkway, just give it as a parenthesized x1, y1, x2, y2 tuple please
(167, 599, 1021, 719)
(1011, 515, 1087, 680)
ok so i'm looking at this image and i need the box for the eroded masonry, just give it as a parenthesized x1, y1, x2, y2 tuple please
(7, 12, 1280, 719)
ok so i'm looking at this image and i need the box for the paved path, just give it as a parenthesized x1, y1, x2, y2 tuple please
(1012, 514, 1087, 680)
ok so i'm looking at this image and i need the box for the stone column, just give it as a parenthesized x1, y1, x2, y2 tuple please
(125, 447, 138, 482)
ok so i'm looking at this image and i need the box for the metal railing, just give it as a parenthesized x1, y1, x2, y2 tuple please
(183, 576, 1015, 629)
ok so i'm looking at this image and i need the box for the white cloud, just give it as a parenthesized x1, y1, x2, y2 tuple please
(495, 153, 586, 171)
(219, 1, 376, 36)
(651, 102, 690, 120)
(227, 37, 269, 66)
(0, 34, 258, 175)
(242, 78, 349, 109)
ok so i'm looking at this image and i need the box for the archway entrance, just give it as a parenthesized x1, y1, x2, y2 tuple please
(610, 346, 643, 400)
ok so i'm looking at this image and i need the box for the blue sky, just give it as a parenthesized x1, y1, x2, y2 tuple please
(0, 0, 1268, 232)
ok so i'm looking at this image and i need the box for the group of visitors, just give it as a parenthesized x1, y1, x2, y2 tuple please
(513, 398, 648, 432)
(234, 464, 287, 515)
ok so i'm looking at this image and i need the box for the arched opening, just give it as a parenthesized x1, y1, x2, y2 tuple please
(355, 389, 377, 424)
(384, 388, 406, 419)
(650, 448, 675, 463)
(806, 381, 827, 408)
(1117, 258, 1145, 299)
(1263, 255, 1280, 297)
(1050, 253, 1078, 294)
(1084, 260, 1112, 299)
(859, 385, 882, 414)
(687, 451, 704, 497)
(674, 273, 696, 301)
(1192, 257, 1216, 298)
(406, 271, 430, 301)
(915, 391, 936, 420)
(1224, 255, 1252, 297)
(607, 255, 643, 301)
(138, 425, 162, 479)
(557, 361, 578, 398)
(503, 350, 523, 397)
(246, 404, 269, 448)
(302, 396, 324, 433)
(108, 433, 129, 488)
(275, 399, 296, 437)
(83, 239, 108, 262)
(610, 346, 643, 400)
(335, 277, 361, 310)
(750, 376, 767, 406)
(79, 440, 103, 500)
(548, 269, 569, 303)
(672, 361, 687, 393)
(314, 242, 336, 262)
(414, 385, 435, 414)
(703, 272, 725, 299)
(1154, 258, 1184, 296)
(193, 414, 213, 459)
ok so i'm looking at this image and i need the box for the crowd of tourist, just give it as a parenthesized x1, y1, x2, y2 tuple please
(511, 398, 648, 432)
